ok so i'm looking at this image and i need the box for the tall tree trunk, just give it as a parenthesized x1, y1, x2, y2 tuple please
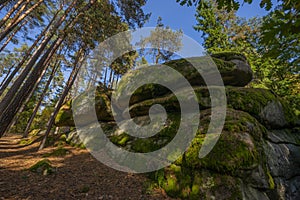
(39, 51, 85, 150)
(23, 60, 60, 138)
(104, 67, 107, 86)
(0, 19, 28, 52)
(0, 63, 15, 88)
(115, 74, 120, 89)
(0, 1, 9, 11)
(0, 2, 74, 112)
(0, 37, 63, 137)
(7, 0, 30, 27)
(0, 0, 94, 137)
(108, 68, 113, 88)
(0, 0, 43, 42)
(4, 44, 60, 136)
(0, 0, 24, 28)
(111, 71, 115, 89)
(0, 7, 61, 96)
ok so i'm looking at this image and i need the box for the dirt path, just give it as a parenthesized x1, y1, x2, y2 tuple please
(0, 135, 172, 200)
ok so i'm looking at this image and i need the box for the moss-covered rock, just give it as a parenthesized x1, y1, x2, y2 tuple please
(184, 109, 265, 173)
(55, 100, 74, 127)
(29, 159, 55, 175)
(115, 52, 252, 108)
(151, 165, 243, 200)
(128, 87, 298, 129)
(55, 86, 113, 127)
(226, 87, 298, 129)
(108, 114, 181, 153)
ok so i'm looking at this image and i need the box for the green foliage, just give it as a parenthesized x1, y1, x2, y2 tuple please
(194, 0, 300, 114)
(259, 1, 300, 72)
(1, 0, 151, 135)
(177, 0, 276, 11)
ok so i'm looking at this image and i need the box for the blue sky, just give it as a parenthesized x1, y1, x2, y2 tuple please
(143, 0, 269, 44)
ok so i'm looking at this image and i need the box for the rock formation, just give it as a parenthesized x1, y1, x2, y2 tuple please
(55, 52, 300, 199)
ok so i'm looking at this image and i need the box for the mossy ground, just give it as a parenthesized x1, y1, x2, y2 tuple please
(19, 138, 35, 146)
(29, 159, 55, 175)
(43, 147, 69, 157)
(150, 165, 243, 199)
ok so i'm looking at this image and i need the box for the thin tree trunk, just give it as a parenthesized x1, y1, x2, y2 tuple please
(0, 0, 24, 28)
(0, 0, 43, 42)
(0, 37, 64, 137)
(7, 0, 30, 28)
(0, 19, 28, 52)
(0, 0, 94, 137)
(39, 51, 85, 150)
(108, 68, 113, 88)
(0, 63, 15, 88)
(4, 44, 61, 137)
(0, 1, 9, 11)
(0, 0, 12, 6)
(0, 7, 61, 96)
(0, 2, 74, 112)
(104, 67, 107, 86)
(23, 60, 60, 138)
(115, 74, 120, 89)
(111, 71, 115, 89)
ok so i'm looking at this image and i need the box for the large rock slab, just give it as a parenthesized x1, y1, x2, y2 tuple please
(116, 52, 252, 107)
(108, 109, 272, 199)
(128, 87, 298, 129)
(264, 129, 300, 199)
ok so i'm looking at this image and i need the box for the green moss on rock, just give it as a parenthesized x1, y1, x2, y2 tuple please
(152, 165, 243, 199)
(29, 159, 55, 175)
(185, 109, 265, 173)
(55, 100, 74, 127)
(110, 133, 132, 147)
(227, 87, 297, 128)
(55, 86, 114, 127)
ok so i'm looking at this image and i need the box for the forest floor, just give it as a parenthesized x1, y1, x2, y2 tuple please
(0, 134, 174, 200)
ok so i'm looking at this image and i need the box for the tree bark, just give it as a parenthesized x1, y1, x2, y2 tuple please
(0, 37, 63, 137)
(7, 0, 30, 28)
(108, 68, 113, 88)
(0, 0, 24, 28)
(0, 19, 28, 52)
(23, 60, 60, 137)
(0, 0, 13, 7)
(104, 67, 107, 86)
(0, 63, 15, 88)
(0, 0, 9, 11)
(0, 0, 43, 42)
(39, 50, 85, 150)
(0, 7, 61, 96)
(23, 57, 61, 137)
(0, 2, 74, 112)
(111, 71, 115, 89)
(115, 74, 120, 89)
(3, 39, 62, 136)
(0, 0, 95, 137)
